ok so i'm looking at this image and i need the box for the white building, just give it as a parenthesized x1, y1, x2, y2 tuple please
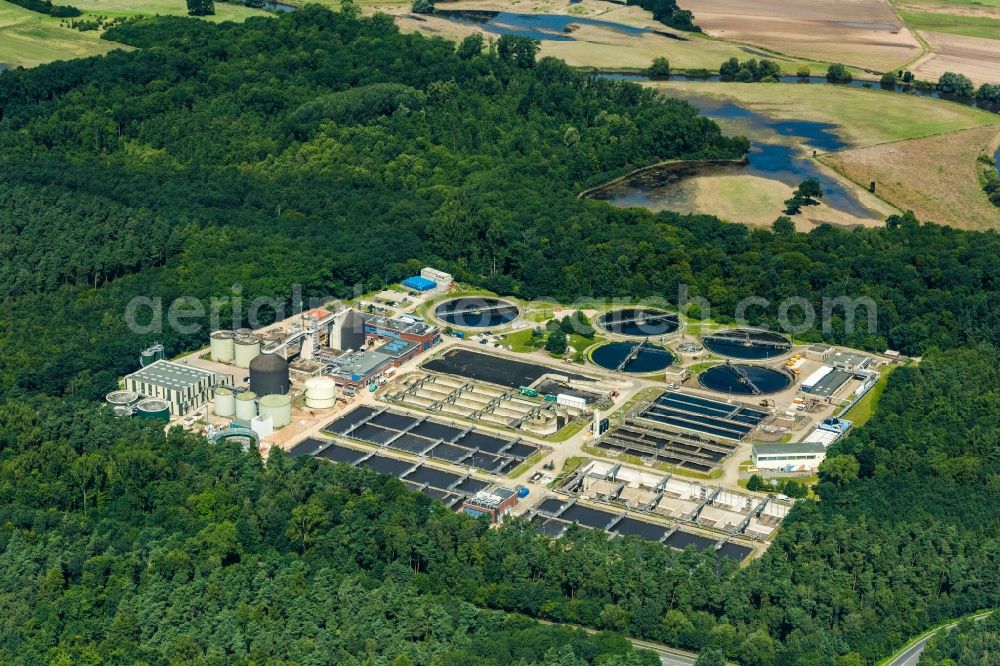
(752, 442, 827, 473)
(421, 266, 453, 286)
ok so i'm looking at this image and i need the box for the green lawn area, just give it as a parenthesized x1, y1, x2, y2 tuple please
(648, 81, 1000, 147)
(840, 365, 897, 428)
(900, 10, 1000, 40)
(499, 329, 545, 353)
(0, 0, 123, 66)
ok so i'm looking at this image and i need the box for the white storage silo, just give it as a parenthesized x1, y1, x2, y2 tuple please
(304, 376, 337, 409)
(234, 334, 261, 368)
(235, 391, 258, 421)
(214, 386, 236, 417)
(210, 331, 236, 363)
(258, 394, 292, 429)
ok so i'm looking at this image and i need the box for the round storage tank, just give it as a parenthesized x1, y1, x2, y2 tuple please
(259, 394, 292, 429)
(210, 330, 236, 363)
(234, 334, 261, 368)
(249, 352, 290, 396)
(135, 398, 170, 423)
(214, 386, 236, 417)
(106, 390, 139, 407)
(304, 376, 337, 409)
(235, 391, 258, 420)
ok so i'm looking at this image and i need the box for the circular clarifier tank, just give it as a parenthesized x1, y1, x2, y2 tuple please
(697, 362, 792, 395)
(702, 328, 791, 360)
(596, 308, 680, 338)
(434, 297, 519, 328)
(591, 341, 675, 373)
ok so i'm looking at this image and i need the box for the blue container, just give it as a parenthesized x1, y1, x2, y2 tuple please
(517, 486, 530, 499)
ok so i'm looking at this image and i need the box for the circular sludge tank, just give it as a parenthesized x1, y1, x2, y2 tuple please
(697, 362, 792, 395)
(304, 376, 337, 409)
(702, 329, 791, 360)
(210, 330, 236, 363)
(596, 308, 680, 338)
(112, 406, 132, 418)
(434, 297, 518, 328)
(233, 334, 262, 368)
(249, 352, 290, 396)
(214, 386, 236, 417)
(591, 341, 675, 373)
(106, 390, 139, 407)
(259, 394, 292, 429)
(135, 398, 170, 422)
(235, 391, 258, 421)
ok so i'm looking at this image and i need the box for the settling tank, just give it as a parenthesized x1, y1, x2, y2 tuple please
(435, 297, 518, 328)
(249, 352, 290, 396)
(590, 341, 675, 373)
(210, 330, 237, 363)
(702, 329, 791, 360)
(259, 394, 292, 429)
(697, 362, 792, 395)
(596, 308, 680, 338)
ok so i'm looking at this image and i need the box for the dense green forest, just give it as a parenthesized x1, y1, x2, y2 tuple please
(1, 7, 999, 664)
(0, 9, 998, 401)
(1, 347, 997, 664)
(919, 613, 1000, 665)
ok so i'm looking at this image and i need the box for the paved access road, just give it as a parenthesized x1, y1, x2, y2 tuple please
(885, 611, 994, 666)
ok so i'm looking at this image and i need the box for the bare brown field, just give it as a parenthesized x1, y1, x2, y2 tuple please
(387, 0, 757, 70)
(676, 0, 921, 71)
(909, 31, 1000, 84)
(821, 125, 1000, 230)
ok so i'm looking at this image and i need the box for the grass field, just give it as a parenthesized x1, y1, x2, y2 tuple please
(840, 365, 896, 427)
(822, 125, 1000, 230)
(899, 9, 1000, 39)
(71, 0, 269, 21)
(0, 0, 268, 67)
(680, 174, 895, 229)
(649, 81, 1000, 146)
(0, 1, 126, 66)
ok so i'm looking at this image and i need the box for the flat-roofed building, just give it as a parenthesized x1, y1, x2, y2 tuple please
(124, 360, 231, 417)
(752, 442, 827, 472)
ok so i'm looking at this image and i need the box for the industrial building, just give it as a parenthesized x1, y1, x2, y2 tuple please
(361, 313, 439, 350)
(421, 266, 453, 286)
(751, 442, 827, 472)
(461, 487, 520, 523)
(124, 360, 231, 417)
(402, 275, 436, 292)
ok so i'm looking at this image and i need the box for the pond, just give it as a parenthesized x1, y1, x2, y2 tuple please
(435, 10, 650, 41)
(593, 92, 876, 220)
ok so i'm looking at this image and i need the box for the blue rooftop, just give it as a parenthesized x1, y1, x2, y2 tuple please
(402, 276, 436, 291)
